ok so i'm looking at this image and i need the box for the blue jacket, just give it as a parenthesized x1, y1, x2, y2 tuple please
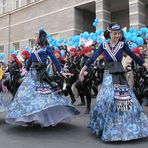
(28, 46, 62, 72)
(86, 41, 144, 67)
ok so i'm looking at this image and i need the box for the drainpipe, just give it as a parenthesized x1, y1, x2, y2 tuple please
(7, 11, 11, 60)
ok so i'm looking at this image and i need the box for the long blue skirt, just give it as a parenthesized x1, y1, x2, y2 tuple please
(88, 70, 148, 141)
(0, 93, 5, 112)
(5, 69, 79, 127)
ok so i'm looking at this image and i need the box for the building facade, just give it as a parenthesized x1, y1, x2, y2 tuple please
(0, 0, 148, 59)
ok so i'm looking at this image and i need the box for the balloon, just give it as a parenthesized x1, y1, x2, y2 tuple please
(96, 29, 103, 36)
(69, 36, 73, 41)
(137, 31, 142, 35)
(145, 33, 148, 39)
(82, 32, 89, 40)
(39, 26, 44, 31)
(72, 35, 80, 43)
(132, 36, 137, 42)
(93, 36, 98, 42)
(93, 22, 97, 27)
(97, 38, 102, 44)
(132, 32, 138, 36)
(47, 34, 52, 39)
(25, 47, 30, 51)
(140, 27, 147, 34)
(105, 39, 110, 43)
(54, 46, 59, 50)
(2, 59, 6, 65)
(61, 49, 65, 57)
(0, 53, 5, 59)
(126, 33, 132, 41)
(93, 18, 99, 28)
(73, 42, 79, 47)
(130, 43, 138, 49)
(13, 50, 18, 55)
(136, 37, 144, 46)
(90, 32, 95, 39)
(94, 18, 99, 23)
(129, 28, 136, 33)
(8, 48, 15, 54)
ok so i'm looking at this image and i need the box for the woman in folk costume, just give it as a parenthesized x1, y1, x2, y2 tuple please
(21, 49, 32, 72)
(79, 23, 148, 141)
(75, 47, 94, 114)
(0, 62, 5, 112)
(5, 29, 79, 127)
(4, 54, 22, 97)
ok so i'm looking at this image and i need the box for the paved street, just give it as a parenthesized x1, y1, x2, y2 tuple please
(0, 94, 148, 148)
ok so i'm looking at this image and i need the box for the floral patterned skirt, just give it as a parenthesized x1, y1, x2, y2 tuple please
(88, 70, 148, 141)
(0, 93, 5, 112)
(5, 69, 79, 127)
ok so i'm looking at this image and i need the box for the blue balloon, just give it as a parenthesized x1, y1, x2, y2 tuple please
(132, 32, 138, 36)
(0, 53, 5, 59)
(129, 28, 136, 33)
(72, 35, 80, 43)
(136, 37, 144, 46)
(93, 18, 99, 28)
(145, 33, 148, 39)
(138, 31, 142, 35)
(61, 49, 65, 57)
(13, 50, 18, 55)
(8, 48, 15, 54)
(94, 18, 99, 23)
(82, 32, 89, 40)
(69, 37, 73, 41)
(96, 29, 103, 36)
(25, 47, 30, 51)
(140, 27, 147, 34)
(93, 22, 97, 27)
(93, 36, 98, 42)
(132, 36, 137, 42)
(2, 59, 6, 65)
(126, 33, 132, 41)
(47, 34, 52, 39)
(130, 43, 138, 49)
(90, 32, 95, 39)
(54, 46, 59, 50)
(39, 26, 44, 31)
(105, 39, 110, 43)
(73, 42, 79, 47)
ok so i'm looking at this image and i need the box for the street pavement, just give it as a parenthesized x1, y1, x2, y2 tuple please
(0, 93, 148, 148)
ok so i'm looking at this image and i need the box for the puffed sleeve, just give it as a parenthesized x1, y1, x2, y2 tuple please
(123, 43, 144, 66)
(85, 43, 104, 67)
(46, 46, 62, 73)
(26, 58, 32, 71)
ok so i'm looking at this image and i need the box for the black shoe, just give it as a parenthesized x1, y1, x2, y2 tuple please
(77, 102, 85, 106)
(84, 108, 90, 114)
(71, 99, 76, 105)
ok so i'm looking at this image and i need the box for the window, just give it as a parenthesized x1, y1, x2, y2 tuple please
(0, 46, 4, 53)
(27, 0, 31, 4)
(27, 0, 36, 4)
(29, 39, 35, 49)
(2, 0, 7, 13)
(13, 42, 20, 51)
(15, 0, 21, 9)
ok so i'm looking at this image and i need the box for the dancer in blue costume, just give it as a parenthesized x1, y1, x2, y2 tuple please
(0, 93, 5, 112)
(5, 30, 79, 127)
(79, 23, 148, 141)
(0, 62, 5, 112)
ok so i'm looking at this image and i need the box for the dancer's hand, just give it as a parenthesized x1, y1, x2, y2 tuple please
(79, 65, 88, 81)
(61, 72, 74, 78)
(79, 72, 84, 81)
(143, 63, 148, 70)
